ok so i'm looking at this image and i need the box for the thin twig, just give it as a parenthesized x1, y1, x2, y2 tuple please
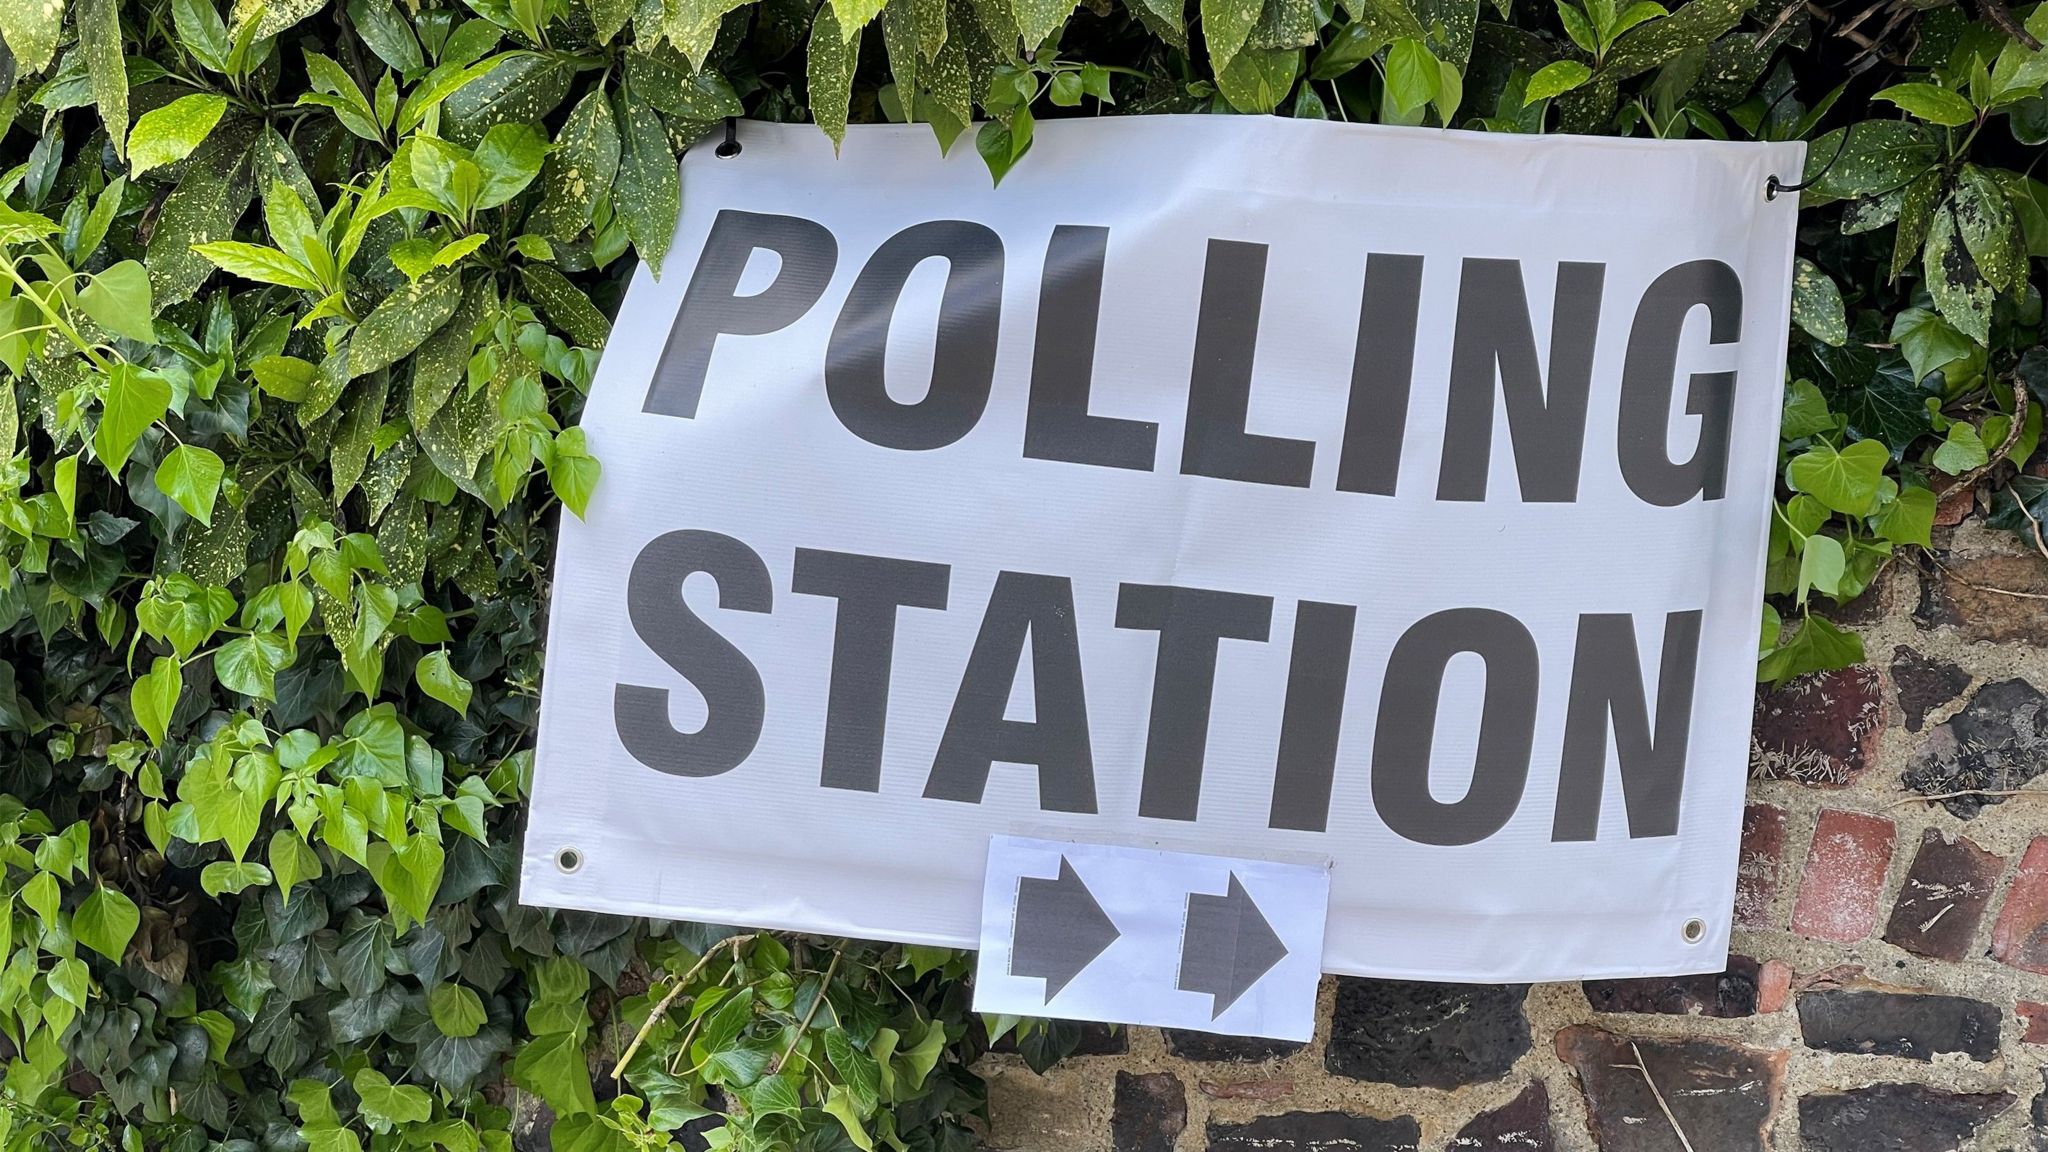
(1930, 554, 2048, 600)
(1979, 0, 2043, 49)
(770, 949, 841, 1075)
(1833, 0, 1887, 37)
(1887, 787, 2048, 808)
(1621, 1043, 1696, 1152)
(611, 933, 759, 1080)
(2014, 496, 2048, 561)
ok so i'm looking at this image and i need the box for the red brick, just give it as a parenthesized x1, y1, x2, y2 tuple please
(1992, 837, 2048, 975)
(1556, 1028, 1785, 1152)
(1750, 667, 1885, 786)
(1734, 804, 1786, 928)
(1882, 829, 2004, 961)
(1933, 486, 1974, 527)
(2018, 1001, 2048, 1044)
(1930, 555, 2048, 645)
(1792, 810, 1896, 943)
(1757, 961, 1792, 1014)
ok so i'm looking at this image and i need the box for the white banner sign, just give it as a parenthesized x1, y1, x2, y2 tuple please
(522, 117, 1803, 983)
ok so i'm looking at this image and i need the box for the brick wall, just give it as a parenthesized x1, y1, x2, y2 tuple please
(977, 522, 2048, 1151)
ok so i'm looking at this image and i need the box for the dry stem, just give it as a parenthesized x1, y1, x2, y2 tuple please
(611, 932, 759, 1080)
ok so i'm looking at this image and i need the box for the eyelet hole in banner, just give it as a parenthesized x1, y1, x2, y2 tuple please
(556, 846, 584, 873)
(1681, 918, 1707, 944)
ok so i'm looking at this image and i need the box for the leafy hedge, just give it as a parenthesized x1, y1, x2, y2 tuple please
(0, 0, 2043, 1144)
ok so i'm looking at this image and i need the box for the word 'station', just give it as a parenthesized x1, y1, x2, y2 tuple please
(523, 117, 1804, 984)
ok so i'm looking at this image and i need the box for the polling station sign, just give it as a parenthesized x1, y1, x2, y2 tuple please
(521, 116, 1804, 984)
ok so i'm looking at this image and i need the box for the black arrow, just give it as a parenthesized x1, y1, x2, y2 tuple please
(1178, 873, 1288, 1018)
(1010, 857, 1120, 999)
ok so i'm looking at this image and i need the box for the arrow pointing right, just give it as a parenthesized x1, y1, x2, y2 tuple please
(1178, 873, 1289, 1019)
(1010, 857, 1121, 1000)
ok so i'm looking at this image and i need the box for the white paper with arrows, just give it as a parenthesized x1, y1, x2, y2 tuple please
(973, 836, 1328, 1041)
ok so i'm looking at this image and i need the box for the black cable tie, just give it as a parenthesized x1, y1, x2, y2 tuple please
(716, 117, 742, 158)
(1766, 121, 1851, 201)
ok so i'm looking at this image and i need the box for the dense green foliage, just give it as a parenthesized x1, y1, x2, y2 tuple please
(0, 0, 2042, 1143)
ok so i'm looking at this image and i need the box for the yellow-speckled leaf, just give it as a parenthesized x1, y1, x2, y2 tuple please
(147, 116, 259, 305)
(1204, 0, 1264, 71)
(330, 373, 390, 503)
(348, 271, 462, 379)
(809, 4, 856, 150)
(1007, 0, 1072, 49)
(612, 85, 680, 275)
(0, 0, 66, 73)
(232, 0, 327, 40)
(835, 0, 887, 37)
(79, 0, 127, 157)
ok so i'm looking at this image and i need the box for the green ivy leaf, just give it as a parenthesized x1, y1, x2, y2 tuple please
(1786, 438, 1888, 516)
(1781, 380, 1835, 440)
(826, 1030, 882, 1111)
(430, 983, 488, 1038)
(353, 1067, 433, 1130)
(368, 834, 444, 927)
(48, 956, 90, 1008)
(76, 260, 158, 344)
(201, 858, 274, 896)
(1889, 306, 1975, 384)
(1385, 38, 1441, 113)
(73, 886, 140, 961)
(824, 1085, 876, 1151)
(155, 444, 227, 525)
(269, 827, 324, 900)
(215, 631, 292, 699)
(1872, 485, 1936, 547)
(1930, 421, 1989, 474)
(132, 656, 183, 746)
(1757, 614, 1864, 685)
(513, 1030, 597, 1116)
(21, 869, 59, 926)
(975, 106, 1034, 186)
(415, 650, 473, 714)
(1795, 532, 1844, 603)
(92, 364, 170, 477)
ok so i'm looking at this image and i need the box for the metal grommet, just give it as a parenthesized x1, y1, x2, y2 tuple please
(1681, 917, 1707, 944)
(715, 118, 742, 159)
(1764, 175, 1784, 202)
(556, 846, 584, 873)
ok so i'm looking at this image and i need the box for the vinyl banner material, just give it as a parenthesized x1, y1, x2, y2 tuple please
(522, 117, 1804, 982)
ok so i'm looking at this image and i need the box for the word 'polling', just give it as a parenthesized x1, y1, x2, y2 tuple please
(644, 209, 1748, 508)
